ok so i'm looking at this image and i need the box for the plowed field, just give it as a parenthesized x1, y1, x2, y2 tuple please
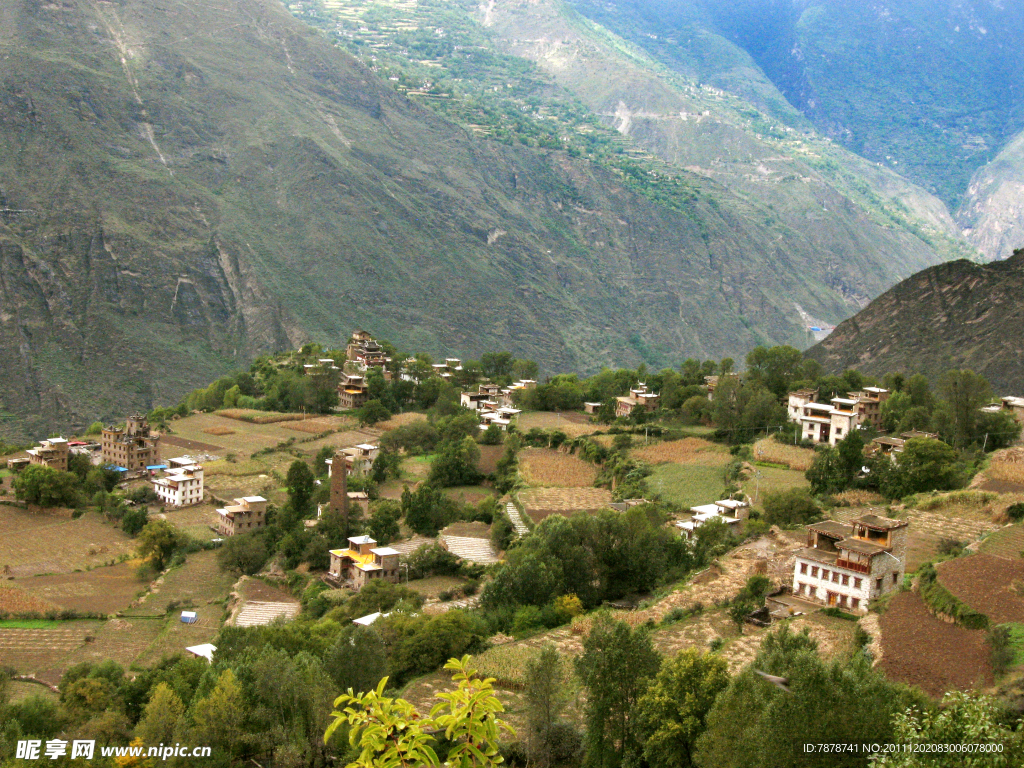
(936, 554, 1024, 625)
(878, 591, 991, 698)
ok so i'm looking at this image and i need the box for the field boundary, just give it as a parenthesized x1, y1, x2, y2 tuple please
(917, 561, 989, 630)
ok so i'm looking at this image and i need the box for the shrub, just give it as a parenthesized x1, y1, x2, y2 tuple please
(1006, 503, 1024, 523)
(918, 562, 989, 630)
(988, 625, 1014, 675)
(762, 488, 822, 527)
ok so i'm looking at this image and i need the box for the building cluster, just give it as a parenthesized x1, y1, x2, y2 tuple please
(792, 513, 908, 613)
(674, 498, 749, 539)
(460, 383, 524, 431)
(347, 330, 391, 370)
(982, 395, 1024, 424)
(152, 457, 205, 508)
(25, 437, 69, 472)
(787, 387, 889, 445)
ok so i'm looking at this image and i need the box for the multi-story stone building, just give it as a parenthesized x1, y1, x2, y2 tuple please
(101, 417, 158, 471)
(27, 437, 69, 472)
(337, 373, 370, 410)
(215, 496, 268, 537)
(328, 535, 400, 590)
(792, 513, 908, 613)
(614, 384, 660, 419)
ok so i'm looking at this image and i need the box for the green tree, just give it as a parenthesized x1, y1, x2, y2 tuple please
(324, 657, 513, 768)
(358, 399, 392, 427)
(937, 370, 991, 448)
(574, 615, 661, 767)
(137, 520, 184, 571)
(12, 465, 80, 507)
(872, 691, 1023, 767)
(634, 649, 730, 768)
(135, 682, 184, 746)
(744, 346, 803, 399)
(525, 645, 571, 767)
(286, 459, 316, 515)
(805, 447, 848, 495)
(121, 506, 149, 536)
(762, 488, 821, 527)
(367, 500, 401, 545)
(882, 438, 960, 498)
(216, 534, 269, 575)
(85, 421, 105, 436)
(428, 437, 483, 487)
(187, 669, 245, 758)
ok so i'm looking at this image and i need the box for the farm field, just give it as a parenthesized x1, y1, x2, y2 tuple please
(741, 466, 809, 506)
(160, 413, 304, 458)
(0, 584, 60, 614)
(519, 448, 597, 488)
(299, 428, 384, 455)
(129, 549, 235, 617)
(476, 444, 503, 475)
(649, 463, 726, 510)
(936, 554, 1024, 624)
(7, 680, 58, 703)
(633, 437, 731, 467)
(0, 621, 104, 684)
(979, 523, 1024, 559)
(442, 486, 495, 506)
(61, 618, 166, 678)
(517, 411, 597, 438)
(518, 487, 613, 523)
(984, 447, 1024, 486)
(157, 503, 220, 541)
(16, 562, 142, 615)
(404, 575, 468, 599)
(0, 506, 135, 577)
(751, 438, 817, 472)
(878, 591, 992, 697)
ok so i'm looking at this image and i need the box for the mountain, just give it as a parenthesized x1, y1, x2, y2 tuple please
(0, 0, 960, 440)
(805, 250, 1024, 393)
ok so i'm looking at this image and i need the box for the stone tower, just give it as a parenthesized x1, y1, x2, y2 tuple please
(330, 451, 349, 524)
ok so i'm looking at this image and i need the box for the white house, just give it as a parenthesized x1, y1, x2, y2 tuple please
(674, 501, 742, 540)
(792, 514, 908, 613)
(153, 463, 204, 507)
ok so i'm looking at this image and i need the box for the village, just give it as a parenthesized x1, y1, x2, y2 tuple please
(2, 331, 1024, 764)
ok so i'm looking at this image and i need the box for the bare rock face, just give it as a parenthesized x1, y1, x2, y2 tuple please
(805, 249, 1024, 393)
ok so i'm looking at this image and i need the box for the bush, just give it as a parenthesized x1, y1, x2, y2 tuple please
(216, 535, 269, 575)
(403, 543, 461, 579)
(936, 537, 965, 557)
(988, 625, 1015, 675)
(1007, 503, 1024, 523)
(120, 507, 148, 536)
(762, 488, 822, 527)
(918, 562, 989, 630)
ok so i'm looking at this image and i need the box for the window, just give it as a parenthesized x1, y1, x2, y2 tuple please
(800, 563, 808, 575)
(851, 598, 859, 609)
(820, 569, 828, 580)
(893, 573, 899, 584)
(839, 595, 847, 607)
(842, 575, 849, 586)
(854, 578, 862, 589)
(875, 578, 883, 591)
(832, 572, 839, 583)
(811, 567, 819, 577)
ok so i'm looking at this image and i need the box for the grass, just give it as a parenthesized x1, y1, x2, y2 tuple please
(1001, 623, 1024, 666)
(741, 466, 809, 505)
(649, 463, 726, 509)
(0, 619, 68, 629)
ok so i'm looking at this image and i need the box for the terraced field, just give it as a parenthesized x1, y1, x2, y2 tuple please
(519, 448, 597, 488)
(0, 622, 103, 684)
(979, 524, 1024, 560)
(518, 487, 613, 522)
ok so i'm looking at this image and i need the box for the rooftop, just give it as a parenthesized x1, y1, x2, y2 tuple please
(852, 513, 908, 531)
(808, 520, 854, 539)
(795, 547, 839, 565)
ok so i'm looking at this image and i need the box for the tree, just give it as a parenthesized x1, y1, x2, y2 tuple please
(324, 657, 514, 768)
(762, 489, 822, 527)
(428, 437, 483, 487)
(937, 370, 991, 448)
(135, 682, 183, 746)
(805, 447, 847, 496)
(728, 599, 755, 635)
(217, 534, 269, 575)
(187, 669, 245, 756)
(882, 438, 960, 498)
(574, 615, 661, 768)
(358, 399, 392, 427)
(744, 346, 803, 399)
(137, 520, 184, 571)
(525, 645, 571, 767)
(633, 649, 730, 768)
(872, 691, 1023, 767)
(85, 421, 105, 436)
(836, 429, 866, 482)
(12, 465, 80, 507)
(286, 459, 316, 516)
(121, 507, 149, 536)
(367, 500, 401, 545)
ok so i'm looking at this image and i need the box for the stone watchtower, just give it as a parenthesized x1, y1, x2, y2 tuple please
(330, 451, 349, 526)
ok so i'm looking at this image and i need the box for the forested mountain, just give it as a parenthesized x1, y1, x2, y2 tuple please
(0, 0, 959, 439)
(568, 0, 1024, 260)
(806, 249, 1024, 393)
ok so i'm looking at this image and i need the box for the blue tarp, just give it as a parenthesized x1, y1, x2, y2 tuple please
(105, 465, 129, 472)
(146, 465, 168, 470)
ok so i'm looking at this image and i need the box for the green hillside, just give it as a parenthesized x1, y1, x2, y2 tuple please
(0, 0, 960, 441)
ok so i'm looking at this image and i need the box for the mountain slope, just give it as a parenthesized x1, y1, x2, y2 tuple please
(958, 129, 1024, 262)
(0, 0, 966, 441)
(805, 250, 1024, 393)
(573, 0, 1024, 213)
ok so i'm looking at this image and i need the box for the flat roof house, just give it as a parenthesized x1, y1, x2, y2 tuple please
(215, 496, 268, 537)
(792, 513, 908, 613)
(329, 535, 400, 590)
(27, 437, 69, 472)
(101, 416, 158, 472)
(153, 463, 204, 507)
(615, 384, 660, 419)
